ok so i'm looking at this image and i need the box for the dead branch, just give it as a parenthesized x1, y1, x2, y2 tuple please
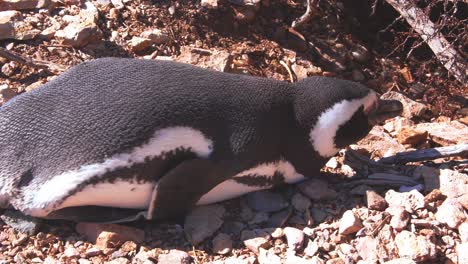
(0, 47, 67, 74)
(378, 144, 468, 164)
(384, 0, 467, 84)
(292, 0, 317, 29)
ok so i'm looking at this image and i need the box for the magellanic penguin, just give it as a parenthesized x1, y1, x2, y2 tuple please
(0, 58, 403, 223)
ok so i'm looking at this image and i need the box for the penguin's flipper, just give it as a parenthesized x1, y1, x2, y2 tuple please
(147, 158, 225, 220)
(45, 206, 147, 223)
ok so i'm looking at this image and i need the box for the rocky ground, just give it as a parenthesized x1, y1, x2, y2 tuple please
(0, 0, 467, 263)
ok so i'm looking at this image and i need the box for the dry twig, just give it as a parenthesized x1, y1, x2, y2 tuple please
(292, 0, 317, 29)
(0, 47, 67, 74)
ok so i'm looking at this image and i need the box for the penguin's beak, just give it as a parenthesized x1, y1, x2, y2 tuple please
(367, 99, 403, 126)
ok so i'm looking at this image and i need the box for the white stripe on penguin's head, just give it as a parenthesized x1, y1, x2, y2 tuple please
(309, 91, 377, 158)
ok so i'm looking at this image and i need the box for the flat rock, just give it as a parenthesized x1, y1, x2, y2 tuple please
(298, 178, 337, 201)
(128, 36, 152, 52)
(388, 206, 410, 231)
(457, 243, 468, 264)
(423, 169, 468, 209)
(56, 22, 102, 47)
(291, 192, 311, 212)
(397, 127, 428, 146)
(283, 227, 304, 251)
(176, 46, 232, 72)
(356, 126, 405, 158)
(0, 210, 42, 235)
(140, 29, 170, 44)
(415, 121, 467, 146)
(184, 205, 225, 245)
(435, 198, 466, 229)
(0, 10, 39, 40)
(338, 210, 363, 235)
(366, 190, 387, 211)
(258, 248, 281, 264)
(212, 233, 232, 255)
(75, 223, 144, 249)
(395, 231, 436, 262)
(381, 91, 428, 118)
(458, 222, 468, 242)
(0, 0, 50, 11)
(385, 189, 425, 213)
(158, 249, 190, 264)
(246, 190, 288, 213)
(241, 229, 271, 254)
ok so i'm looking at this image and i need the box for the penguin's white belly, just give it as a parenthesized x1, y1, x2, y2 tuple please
(58, 180, 155, 210)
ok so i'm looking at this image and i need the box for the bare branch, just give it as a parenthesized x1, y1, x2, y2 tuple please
(378, 144, 468, 164)
(385, 0, 467, 84)
(292, 0, 317, 29)
(0, 47, 66, 74)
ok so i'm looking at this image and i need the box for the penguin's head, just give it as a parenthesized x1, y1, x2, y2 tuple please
(293, 77, 403, 158)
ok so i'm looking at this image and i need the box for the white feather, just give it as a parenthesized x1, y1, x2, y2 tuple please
(309, 92, 377, 157)
(23, 126, 213, 216)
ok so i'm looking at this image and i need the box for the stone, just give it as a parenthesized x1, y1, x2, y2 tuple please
(385, 189, 425, 213)
(381, 91, 428, 118)
(0, 0, 50, 11)
(457, 243, 468, 264)
(176, 46, 232, 72)
(158, 250, 190, 264)
(258, 248, 281, 264)
(140, 29, 170, 45)
(85, 247, 102, 258)
(310, 207, 328, 223)
(133, 249, 155, 264)
(352, 69, 365, 81)
(120, 241, 137, 253)
(212, 233, 232, 255)
(435, 198, 466, 229)
(351, 45, 370, 63)
(111, 0, 124, 9)
(285, 253, 315, 264)
(241, 229, 271, 254)
(0, 10, 20, 39)
(246, 190, 288, 213)
(384, 259, 416, 264)
(266, 208, 292, 228)
(415, 121, 468, 146)
(263, 227, 284, 238)
(388, 206, 410, 231)
(78, 259, 91, 264)
(184, 205, 225, 245)
(339, 210, 363, 235)
(107, 258, 130, 264)
(201, 0, 218, 8)
(128, 36, 152, 52)
(423, 169, 468, 209)
(395, 231, 436, 262)
(357, 126, 405, 158)
(0, 84, 16, 104)
(0, 210, 42, 235)
(63, 247, 80, 258)
(75, 223, 144, 249)
(356, 236, 377, 262)
(291, 192, 311, 212)
(458, 222, 468, 242)
(298, 178, 337, 201)
(283, 227, 304, 251)
(325, 157, 339, 169)
(304, 240, 319, 257)
(350, 185, 373, 195)
(397, 127, 428, 146)
(221, 221, 245, 236)
(366, 190, 387, 211)
(292, 63, 309, 80)
(249, 212, 269, 224)
(326, 258, 345, 264)
(56, 22, 102, 47)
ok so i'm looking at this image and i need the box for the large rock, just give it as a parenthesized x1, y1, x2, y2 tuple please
(414, 121, 467, 146)
(176, 46, 232, 72)
(435, 199, 466, 229)
(246, 190, 288, 213)
(0, 0, 50, 11)
(0, 10, 39, 40)
(395, 231, 436, 262)
(184, 205, 225, 245)
(298, 178, 337, 201)
(422, 168, 468, 209)
(381, 91, 428, 118)
(356, 126, 405, 158)
(338, 210, 363, 235)
(385, 189, 425, 213)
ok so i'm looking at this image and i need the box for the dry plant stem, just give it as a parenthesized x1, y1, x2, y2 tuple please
(378, 144, 468, 164)
(291, 0, 317, 29)
(0, 47, 66, 74)
(385, 0, 467, 84)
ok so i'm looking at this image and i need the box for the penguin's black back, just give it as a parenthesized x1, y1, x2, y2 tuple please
(0, 58, 292, 185)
